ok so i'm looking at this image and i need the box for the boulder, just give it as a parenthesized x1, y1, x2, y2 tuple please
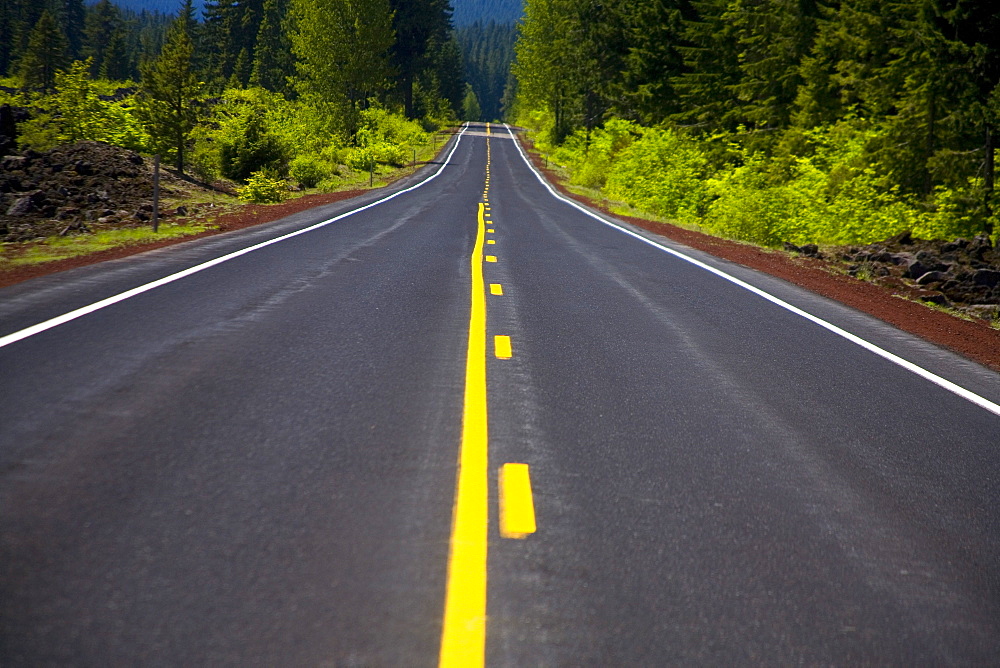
(916, 270, 951, 286)
(6, 195, 36, 216)
(972, 269, 1000, 288)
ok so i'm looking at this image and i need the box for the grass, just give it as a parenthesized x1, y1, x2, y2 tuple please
(0, 222, 216, 269)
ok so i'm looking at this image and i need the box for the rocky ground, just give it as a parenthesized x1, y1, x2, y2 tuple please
(0, 141, 207, 242)
(786, 231, 1000, 322)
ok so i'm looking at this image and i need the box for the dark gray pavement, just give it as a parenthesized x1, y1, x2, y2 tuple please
(2, 124, 998, 665)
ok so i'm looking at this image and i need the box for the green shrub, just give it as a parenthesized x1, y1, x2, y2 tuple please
(345, 146, 377, 171)
(289, 155, 331, 188)
(237, 170, 288, 203)
(604, 127, 709, 223)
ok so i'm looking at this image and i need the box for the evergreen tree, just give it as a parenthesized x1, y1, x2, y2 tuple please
(136, 17, 203, 172)
(83, 0, 124, 79)
(290, 0, 394, 137)
(59, 0, 87, 61)
(612, 0, 687, 125)
(249, 0, 293, 93)
(461, 83, 482, 120)
(513, 0, 582, 141)
(389, 0, 454, 117)
(671, 0, 743, 131)
(726, 0, 824, 132)
(18, 10, 70, 91)
(101, 27, 133, 81)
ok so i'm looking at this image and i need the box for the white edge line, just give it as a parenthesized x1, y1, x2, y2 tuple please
(505, 123, 1000, 418)
(0, 124, 471, 350)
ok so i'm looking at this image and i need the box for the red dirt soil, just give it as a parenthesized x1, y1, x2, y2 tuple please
(519, 137, 1000, 373)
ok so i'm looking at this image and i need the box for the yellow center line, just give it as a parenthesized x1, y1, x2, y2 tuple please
(485, 255, 497, 262)
(439, 201, 490, 668)
(487, 240, 495, 245)
(490, 283, 503, 295)
(499, 464, 536, 539)
(494, 335, 512, 359)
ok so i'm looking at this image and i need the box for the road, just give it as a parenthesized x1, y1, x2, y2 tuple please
(2, 123, 999, 665)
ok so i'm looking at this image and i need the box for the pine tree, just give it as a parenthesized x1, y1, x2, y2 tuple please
(389, 0, 453, 117)
(726, 0, 824, 133)
(514, 0, 583, 141)
(249, 0, 293, 93)
(18, 10, 70, 91)
(290, 0, 394, 137)
(462, 83, 482, 120)
(101, 27, 133, 81)
(83, 0, 124, 79)
(136, 17, 203, 173)
(612, 0, 686, 125)
(671, 0, 743, 131)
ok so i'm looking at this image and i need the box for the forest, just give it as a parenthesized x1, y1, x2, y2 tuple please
(0, 0, 467, 201)
(513, 0, 1000, 246)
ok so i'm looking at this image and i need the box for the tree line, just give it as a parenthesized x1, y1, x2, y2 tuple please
(513, 0, 1000, 240)
(1, 0, 466, 192)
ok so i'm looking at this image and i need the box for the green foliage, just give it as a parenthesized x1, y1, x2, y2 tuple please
(516, 0, 1000, 242)
(604, 127, 710, 223)
(289, 155, 331, 188)
(135, 19, 203, 173)
(17, 59, 149, 152)
(461, 84, 482, 121)
(237, 169, 288, 202)
(212, 89, 292, 182)
(17, 10, 69, 91)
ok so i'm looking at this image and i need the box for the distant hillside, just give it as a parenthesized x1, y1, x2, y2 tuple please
(452, 0, 522, 26)
(106, 0, 522, 25)
(103, 0, 200, 15)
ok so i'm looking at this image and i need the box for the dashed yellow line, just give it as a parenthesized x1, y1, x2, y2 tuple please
(494, 335, 512, 359)
(490, 284, 503, 295)
(499, 464, 536, 539)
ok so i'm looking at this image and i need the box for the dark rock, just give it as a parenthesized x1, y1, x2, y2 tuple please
(174, 205, 188, 216)
(6, 195, 36, 216)
(888, 229, 914, 245)
(1, 155, 26, 171)
(904, 260, 932, 279)
(916, 270, 951, 286)
(916, 290, 950, 306)
(942, 238, 971, 252)
(799, 243, 819, 257)
(972, 269, 1000, 288)
(963, 304, 1000, 321)
(134, 210, 149, 221)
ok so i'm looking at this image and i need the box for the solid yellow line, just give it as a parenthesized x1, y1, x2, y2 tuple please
(439, 202, 490, 668)
(499, 464, 536, 539)
(490, 283, 503, 295)
(494, 335, 512, 359)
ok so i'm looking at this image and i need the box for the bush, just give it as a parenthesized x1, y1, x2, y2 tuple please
(289, 155, 331, 188)
(237, 170, 288, 203)
(604, 127, 709, 223)
(345, 146, 377, 171)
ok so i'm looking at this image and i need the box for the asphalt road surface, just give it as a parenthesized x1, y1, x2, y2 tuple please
(2, 123, 999, 666)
